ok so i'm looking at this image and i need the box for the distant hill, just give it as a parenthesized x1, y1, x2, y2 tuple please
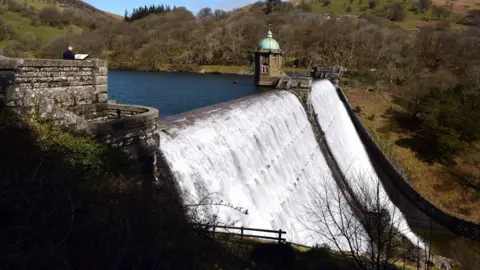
(291, 0, 478, 16)
(103, 11, 124, 21)
(0, 0, 116, 57)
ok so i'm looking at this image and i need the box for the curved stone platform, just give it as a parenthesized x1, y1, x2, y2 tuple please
(70, 103, 159, 175)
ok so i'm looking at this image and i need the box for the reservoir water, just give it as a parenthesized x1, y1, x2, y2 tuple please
(108, 70, 480, 268)
(108, 70, 260, 118)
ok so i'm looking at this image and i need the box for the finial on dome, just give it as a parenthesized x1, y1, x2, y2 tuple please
(267, 24, 273, 38)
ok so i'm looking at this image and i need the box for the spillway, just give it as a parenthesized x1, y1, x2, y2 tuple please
(159, 81, 425, 249)
(160, 91, 354, 246)
(311, 79, 423, 246)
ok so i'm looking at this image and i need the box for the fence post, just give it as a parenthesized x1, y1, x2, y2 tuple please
(278, 230, 282, 244)
(241, 226, 244, 239)
(212, 226, 216, 238)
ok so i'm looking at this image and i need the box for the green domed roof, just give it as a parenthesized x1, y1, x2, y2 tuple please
(258, 29, 280, 50)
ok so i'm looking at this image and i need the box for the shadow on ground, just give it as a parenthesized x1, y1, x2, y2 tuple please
(0, 104, 251, 269)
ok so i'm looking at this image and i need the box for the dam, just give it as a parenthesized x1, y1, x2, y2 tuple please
(159, 80, 421, 248)
(154, 28, 479, 266)
(1, 28, 478, 268)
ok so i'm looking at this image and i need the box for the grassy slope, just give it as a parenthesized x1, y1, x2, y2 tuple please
(298, 0, 470, 30)
(2, 10, 81, 42)
(0, 0, 115, 50)
(344, 85, 480, 223)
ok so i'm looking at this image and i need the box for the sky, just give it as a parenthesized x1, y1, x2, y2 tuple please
(84, 0, 259, 16)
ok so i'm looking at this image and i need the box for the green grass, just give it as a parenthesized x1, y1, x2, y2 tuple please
(25, 0, 54, 10)
(200, 65, 312, 74)
(308, 0, 453, 30)
(1, 10, 82, 43)
(311, 0, 417, 15)
(202, 65, 252, 74)
(3, 11, 64, 41)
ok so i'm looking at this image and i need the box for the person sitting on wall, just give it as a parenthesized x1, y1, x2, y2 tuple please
(63, 46, 75, 60)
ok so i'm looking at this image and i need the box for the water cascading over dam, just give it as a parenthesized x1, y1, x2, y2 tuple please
(311, 80, 422, 246)
(160, 91, 344, 245)
(159, 82, 423, 248)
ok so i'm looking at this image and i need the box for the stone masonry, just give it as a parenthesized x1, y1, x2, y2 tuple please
(0, 58, 107, 122)
(0, 57, 159, 184)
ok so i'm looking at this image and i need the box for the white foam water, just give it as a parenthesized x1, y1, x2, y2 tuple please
(311, 79, 423, 247)
(160, 91, 343, 245)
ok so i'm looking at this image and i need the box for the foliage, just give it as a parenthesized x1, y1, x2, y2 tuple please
(0, 0, 116, 56)
(416, 86, 480, 159)
(300, 175, 423, 270)
(463, 9, 480, 26)
(416, 0, 432, 14)
(387, 3, 406, 22)
(0, 17, 17, 40)
(32, 120, 128, 177)
(38, 5, 63, 27)
(124, 3, 176, 22)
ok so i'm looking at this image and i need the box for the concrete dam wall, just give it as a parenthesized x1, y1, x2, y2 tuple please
(158, 81, 421, 247)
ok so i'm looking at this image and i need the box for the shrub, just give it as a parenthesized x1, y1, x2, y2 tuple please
(418, 86, 480, 158)
(300, 2, 313, 12)
(417, 0, 432, 13)
(435, 20, 450, 31)
(32, 120, 128, 177)
(353, 105, 362, 113)
(433, 6, 450, 19)
(38, 6, 64, 27)
(388, 3, 406, 21)
(0, 17, 17, 41)
(6, 0, 22, 13)
(464, 9, 480, 25)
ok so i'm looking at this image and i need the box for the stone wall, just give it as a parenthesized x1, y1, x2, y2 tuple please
(0, 58, 107, 119)
(311, 67, 340, 87)
(0, 57, 161, 185)
(336, 87, 480, 242)
(69, 103, 160, 178)
(290, 77, 312, 89)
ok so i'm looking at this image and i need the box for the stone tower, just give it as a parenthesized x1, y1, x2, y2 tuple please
(255, 25, 283, 87)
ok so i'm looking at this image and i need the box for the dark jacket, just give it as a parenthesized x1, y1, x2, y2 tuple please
(63, 50, 75, 60)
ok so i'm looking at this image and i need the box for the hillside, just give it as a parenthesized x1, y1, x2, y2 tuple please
(0, 0, 115, 57)
(37, 1, 480, 224)
(293, 0, 477, 15)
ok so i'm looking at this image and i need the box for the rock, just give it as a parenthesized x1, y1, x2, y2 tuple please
(432, 255, 461, 270)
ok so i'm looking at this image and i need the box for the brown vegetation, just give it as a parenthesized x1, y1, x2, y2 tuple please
(432, 0, 480, 15)
(344, 86, 480, 223)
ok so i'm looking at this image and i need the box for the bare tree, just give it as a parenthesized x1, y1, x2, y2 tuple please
(299, 175, 425, 270)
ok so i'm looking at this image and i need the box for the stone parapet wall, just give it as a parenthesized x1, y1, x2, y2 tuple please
(0, 57, 160, 184)
(290, 77, 312, 89)
(70, 103, 160, 163)
(0, 58, 108, 119)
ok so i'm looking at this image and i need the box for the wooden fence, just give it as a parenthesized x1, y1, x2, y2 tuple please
(197, 225, 287, 244)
